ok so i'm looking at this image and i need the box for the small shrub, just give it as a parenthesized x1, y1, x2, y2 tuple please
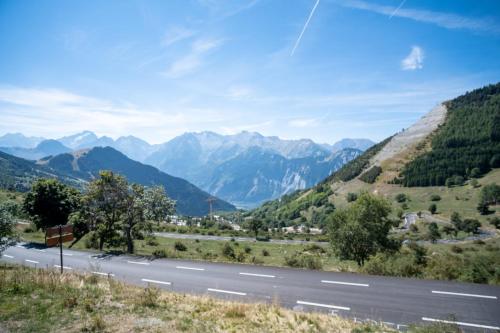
(395, 193, 407, 203)
(145, 236, 159, 246)
(262, 249, 270, 256)
(430, 194, 441, 201)
(236, 251, 246, 262)
(304, 244, 326, 253)
(152, 249, 167, 258)
(244, 245, 252, 254)
(174, 241, 187, 251)
(450, 245, 463, 253)
(284, 252, 322, 270)
(138, 287, 160, 308)
(409, 224, 418, 233)
(222, 242, 235, 258)
(428, 203, 437, 214)
(225, 305, 246, 318)
(346, 193, 358, 202)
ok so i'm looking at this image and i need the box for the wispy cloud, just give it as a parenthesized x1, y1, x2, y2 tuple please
(401, 46, 424, 70)
(163, 38, 224, 78)
(337, 0, 500, 34)
(163, 26, 196, 47)
(291, 0, 321, 56)
(197, 0, 260, 19)
(0, 86, 228, 143)
(288, 117, 320, 128)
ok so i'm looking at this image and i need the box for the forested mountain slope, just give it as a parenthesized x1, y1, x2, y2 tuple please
(250, 83, 500, 227)
(41, 147, 235, 216)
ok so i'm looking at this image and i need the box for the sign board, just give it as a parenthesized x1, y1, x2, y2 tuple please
(46, 225, 73, 238)
(46, 233, 74, 247)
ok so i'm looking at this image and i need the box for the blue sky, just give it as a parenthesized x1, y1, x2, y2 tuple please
(0, 0, 499, 144)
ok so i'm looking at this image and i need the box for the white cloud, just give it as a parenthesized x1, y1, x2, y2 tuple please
(288, 117, 320, 128)
(337, 0, 500, 34)
(401, 46, 424, 70)
(163, 26, 196, 47)
(163, 38, 223, 78)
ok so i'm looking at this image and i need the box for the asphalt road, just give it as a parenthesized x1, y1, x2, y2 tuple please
(2, 243, 500, 332)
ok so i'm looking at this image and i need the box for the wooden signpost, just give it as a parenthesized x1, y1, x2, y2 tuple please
(45, 225, 74, 273)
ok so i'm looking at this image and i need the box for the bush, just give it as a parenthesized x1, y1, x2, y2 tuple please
(261, 249, 270, 256)
(174, 241, 187, 251)
(430, 194, 441, 201)
(256, 235, 270, 242)
(346, 193, 358, 202)
(244, 245, 252, 254)
(145, 236, 159, 246)
(450, 245, 463, 253)
(222, 242, 235, 258)
(152, 249, 167, 258)
(428, 203, 437, 214)
(489, 217, 500, 229)
(395, 193, 407, 203)
(84, 232, 99, 249)
(284, 252, 323, 270)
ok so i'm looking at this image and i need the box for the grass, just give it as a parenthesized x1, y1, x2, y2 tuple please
(0, 264, 394, 333)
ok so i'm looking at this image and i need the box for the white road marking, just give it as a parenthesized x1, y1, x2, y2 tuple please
(321, 280, 369, 287)
(25, 259, 39, 264)
(296, 300, 350, 311)
(54, 265, 72, 270)
(35, 249, 46, 252)
(176, 266, 205, 271)
(422, 317, 500, 330)
(431, 290, 497, 299)
(127, 261, 150, 265)
(239, 272, 275, 278)
(92, 271, 115, 277)
(207, 288, 247, 296)
(3, 255, 14, 258)
(15, 245, 24, 248)
(63, 253, 73, 256)
(141, 278, 171, 285)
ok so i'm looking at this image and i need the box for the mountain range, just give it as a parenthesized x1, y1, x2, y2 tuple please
(0, 131, 374, 207)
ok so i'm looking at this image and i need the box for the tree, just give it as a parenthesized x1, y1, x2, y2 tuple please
(85, 171, 128, 250)
(328, 192, 396, 266)
(247, 219, 263, 238)
(0, 206, 17, 254)
(23, 179, 81, 230)
(489, 217, 500, 229)
(395, 193, 407, 203)
(428, 203, 437, 215)
(346, 193, 358, 202)
(143, 186, 175, 225)
(450, 212, 462, 230)
(428, 222, 440, 243)
(123, 184, 148, 254)
(478, 183, 500, 213)
(461, 219, 481, 234)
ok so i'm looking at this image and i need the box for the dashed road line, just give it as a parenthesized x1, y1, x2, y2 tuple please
(25, 259, 39, 264)
(422, 317, 500, 330)
(2, 255, 14, 259)
(141, 278, 171, 285)
(321, 280, 369, 287)
(207, 288, 247, 296)
(35, 249, 46, 252)
(176, 266, 205, 271)
(127, 261, 150, 265)
(296, 300, 350, 311)
(63, 253, 73, 256)
(239, 272, 275, 278)
(92, 271, 115, 277)
(431, 290, 497, 299)
(54, 265, 72, 270)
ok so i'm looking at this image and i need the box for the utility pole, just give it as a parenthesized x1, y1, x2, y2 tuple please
(207, 197, 215, 221)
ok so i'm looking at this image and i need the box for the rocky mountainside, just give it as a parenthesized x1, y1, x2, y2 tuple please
(40, 146, 235, 216)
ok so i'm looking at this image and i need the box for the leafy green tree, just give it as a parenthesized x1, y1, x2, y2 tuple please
(85, 171, 128, 250)
(461, 219, 481, 234)
(0, 206, 17, 254)
(247, 218, 263, 238)
(123, 184, 148, 253)
(428, 222, 440, 243)
(328, 193, 396, 266)
(489, 217, 500, 229)
(23, 179, 81, 230)
(143, 185, 175, 225)
(479, 183, 500, 206)
(395, 193, 407, 203)
(428, 203, 437, 215)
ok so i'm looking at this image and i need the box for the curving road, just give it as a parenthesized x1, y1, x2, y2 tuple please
(2, 243, 500, 332)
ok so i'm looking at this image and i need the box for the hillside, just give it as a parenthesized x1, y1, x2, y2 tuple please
(0, 151, 81, 192)
(250, 83, 500, 226)
(0, 139, 71, 160)
(40, 146, 235, 216)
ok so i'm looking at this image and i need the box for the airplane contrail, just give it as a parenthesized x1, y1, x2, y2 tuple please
(389, 0, 407, 19)
(290, 0, 320, 56)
